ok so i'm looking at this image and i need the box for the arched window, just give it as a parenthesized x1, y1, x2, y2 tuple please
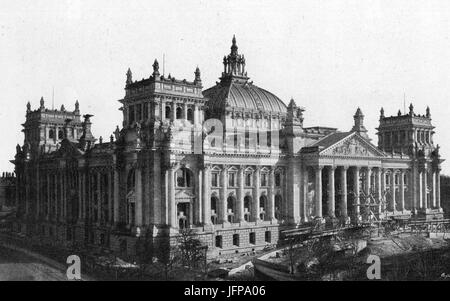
(259, 195, 267, 220)
(244, 195, 252, 222)
(227, 196, 235, 223)
(176, 168, 192, 187)
(165, 106, 171, 120)
(211, 196, 219, 224)
(275, 195, 282, 220)
(176, 107, 182, 119)
(187, 108, 194, 123)
(49, 129, 54, 139)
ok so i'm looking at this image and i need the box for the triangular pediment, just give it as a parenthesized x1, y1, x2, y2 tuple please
(320, 133, 385, 157)
(175, 189, 195, 200)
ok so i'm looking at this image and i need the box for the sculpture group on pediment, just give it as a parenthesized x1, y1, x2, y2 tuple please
(331, 137, 370, 156)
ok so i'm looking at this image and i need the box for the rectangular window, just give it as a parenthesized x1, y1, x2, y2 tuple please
(245, 173, 252, 187)
(215, 235, 223, 248)
(211, 173, 219, 187)
(265, 231, 271, 243)
(233, 234, 239, 246)
(228, 173, 236, 187)
(275, 173, 281, 187)
(249, 232, 256, 245)
(261, 173, 268, 187)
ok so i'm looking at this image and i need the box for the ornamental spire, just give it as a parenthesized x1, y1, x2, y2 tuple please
(231, 34, 238, 55)
(221, 35, 248, 82)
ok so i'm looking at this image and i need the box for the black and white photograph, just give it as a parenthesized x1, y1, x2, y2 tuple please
(1, 0, 450, 289)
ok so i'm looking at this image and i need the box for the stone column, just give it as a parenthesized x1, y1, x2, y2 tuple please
(253, 167, 261, 222)
(340, 166, 348, 218)
(135, 168, 143, 226)
(437, 169, 441, 209)
(107, 170, 113, 224)
(194, 168, 203, 225)
(390, 171, 396, 211)
(97, 172, 102, 223)
(194, 105, 199, 125)
(161, 99, 166, 121)
(237, 166, 245, 223)
(377, 168, 383, 214)
(53, 172, 58, 221)
(302, 166, 309, 221)
(202, 164, 211, 225)
(423, 168, 428, 209)
(353, 167, 360, 218)
(220, 165, 228, 224)
(183, 103, 188, 120)
(171, 102, 176, 122)
(78, 171, 82, 221)
(82, 172, 87, 221)
(36, 167, 40, 219)
(46, 173, 50, 220)
(167, 165, 176, 227)
(432, 170, 437, 208)
(268, 168, 275, 221)
(419, 170, 423, 209)
(113, 169, 119, 224)
(328, 166, 336, 218)
(315, 166, 323, 218)
(400, 170, 405, 212)
(366, 167, 372, 216)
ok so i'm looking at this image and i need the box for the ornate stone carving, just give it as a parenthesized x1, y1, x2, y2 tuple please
(326, 136, 376, 157)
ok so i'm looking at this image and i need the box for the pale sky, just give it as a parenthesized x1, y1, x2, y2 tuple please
(1, 0, 450, 174)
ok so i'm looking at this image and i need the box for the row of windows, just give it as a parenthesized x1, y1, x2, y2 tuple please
(127, 103, 197, 125)
(128, 102, 149, 124)
(211, 195, 283, 224)
(215, 231, 272, 248)
(48, 128, 79, 140)
(209, 130, 276, 149)
(211, 172, 281, 187)
(383, 130, 432, 145)
(173, 168, 283, 189)
(165, 106, 194, 122)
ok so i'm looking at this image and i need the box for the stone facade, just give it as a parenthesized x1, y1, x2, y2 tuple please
(12, 36, 444, 259)
(0, 172, 15, 210)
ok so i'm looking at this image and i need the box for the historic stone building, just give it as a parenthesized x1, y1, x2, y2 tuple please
(0, 172, 15, 210)
(12, 36, 444, 259)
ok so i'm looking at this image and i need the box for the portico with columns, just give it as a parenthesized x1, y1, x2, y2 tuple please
(301, 131, 416, 222)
